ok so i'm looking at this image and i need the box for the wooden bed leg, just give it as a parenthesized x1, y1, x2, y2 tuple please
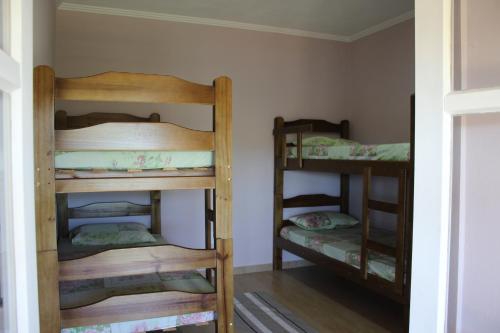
(37, 251, 61, 333)
(205, 189, 214, 284)
(150, 191, 161, 234)
(216, 238, 234, 333)
(273, 117, 285, 271)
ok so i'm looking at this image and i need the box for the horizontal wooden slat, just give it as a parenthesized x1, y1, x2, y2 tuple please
(285, 158, 410, 177)
(55, 168, 214, 179)
(55, 122, 214, 151)
(55, 72, 215, 105)
(56, 111, 160, 130)
(283, 194, 341, 208)
(59, 245, 216, 281)
(367, 200, 399, 214)
(61, 291, 216, 328)
(366, 239, 397, 257)
(55, 176, 215, 193)
(68, 202, 151, 219)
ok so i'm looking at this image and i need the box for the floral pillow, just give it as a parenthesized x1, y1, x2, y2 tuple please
(71, 222, 156, 246)
(288, 211, 359, 231)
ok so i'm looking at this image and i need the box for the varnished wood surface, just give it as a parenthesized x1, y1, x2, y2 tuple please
(55, 71, 215, 105)
(68, 201, 151, 218)
(55, 176, 215, 193)
(216, 238, 234, 333)
(55, 168, 214, 179)
(59, 245, 217, 281)
(55, 122, 214, 151)
(214, 77, 232, 240)
(61, 291, 217, 328)
(283, 194, 341, 208)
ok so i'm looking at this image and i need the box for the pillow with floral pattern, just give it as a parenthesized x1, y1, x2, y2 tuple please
(288, 211, 358, 231)
(71, 222, 156, 246)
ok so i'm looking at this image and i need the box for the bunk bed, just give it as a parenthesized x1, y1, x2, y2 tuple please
(273, 97, 414, 308)
(34, 66, 233, 333)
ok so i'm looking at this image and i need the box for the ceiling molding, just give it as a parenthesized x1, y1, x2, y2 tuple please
(58, 2, 414, 43)
(349, 10, 414, 41)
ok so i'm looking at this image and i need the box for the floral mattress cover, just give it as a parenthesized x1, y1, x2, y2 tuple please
(280, 225, 396, 282)
(287, 143, 410, 161)
(60, 271, 215, 333)
(55, 151, 214, 170)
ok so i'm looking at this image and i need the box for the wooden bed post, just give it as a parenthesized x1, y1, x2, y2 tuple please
(34, 66, 61, 333)
(150, 191, 161, 234)
(214, 76, 234, 333)
(56, 193, 69, 238)
(273, 117, 285, 271)
(340, 120, 350, 214)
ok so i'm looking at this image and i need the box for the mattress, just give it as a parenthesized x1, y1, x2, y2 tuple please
(60, 270, 215, 333)
(287, 143, 410, 161)
(280, 225, 396, 281)
(55, 151, 214, 170)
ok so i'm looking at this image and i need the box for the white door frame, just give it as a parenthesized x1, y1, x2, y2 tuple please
(3, 0, 39, 332)
(411, 0, 453, 332)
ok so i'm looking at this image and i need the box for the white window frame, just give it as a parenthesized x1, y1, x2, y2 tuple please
(0, 0, 38, 332)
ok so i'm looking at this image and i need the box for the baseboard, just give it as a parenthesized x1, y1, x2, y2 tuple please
(234, 260, 312, 275)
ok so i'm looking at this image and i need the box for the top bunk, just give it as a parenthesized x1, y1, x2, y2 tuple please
(273, 97, 415, 177)
(34, 66, 232, 194)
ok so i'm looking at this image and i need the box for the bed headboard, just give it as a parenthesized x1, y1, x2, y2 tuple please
(56, 191, 161, 238)
(275, 118, 349, 139)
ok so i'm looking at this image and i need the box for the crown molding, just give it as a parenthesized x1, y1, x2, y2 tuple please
(58, 3, 414, 43)
(349, 10, 414, 41)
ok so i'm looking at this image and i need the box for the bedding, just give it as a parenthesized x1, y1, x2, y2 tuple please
(70, 222, 157, 246)
(55, 151, 214, 170)
(60, 271, 215, 333)
(287, 140, 410, 161)
(288, 211, 359, 231)
(280, 225, 396, 281)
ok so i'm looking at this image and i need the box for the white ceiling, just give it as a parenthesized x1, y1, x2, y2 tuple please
(58, 0, 414, 41)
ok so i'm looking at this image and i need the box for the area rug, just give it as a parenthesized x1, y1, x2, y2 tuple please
(234, 291, 318, 333)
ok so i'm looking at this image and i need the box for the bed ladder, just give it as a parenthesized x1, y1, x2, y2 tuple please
(360, 167, 408, 294)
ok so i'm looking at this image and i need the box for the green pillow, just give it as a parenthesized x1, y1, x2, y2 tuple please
(71, 222, 156, 246)
(288, 211, 359, 231)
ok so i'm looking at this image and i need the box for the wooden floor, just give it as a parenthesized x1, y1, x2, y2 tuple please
(180, 266, 406, 333)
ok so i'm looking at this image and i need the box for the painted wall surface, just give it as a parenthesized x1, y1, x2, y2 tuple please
(461, 0, 500, 89)
(349, 19, 415, 144)
(34, 0, 56, 66)
(55, 11, 414, 268)
(55, 11, 352, 267)
(457, 114, 500, 332)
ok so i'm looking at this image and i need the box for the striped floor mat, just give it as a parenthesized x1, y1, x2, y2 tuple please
(234, 292, 318, 333)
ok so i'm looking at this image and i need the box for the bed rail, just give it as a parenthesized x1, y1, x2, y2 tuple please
(59, 245, 216, 281)
(61, 291, 217, 328)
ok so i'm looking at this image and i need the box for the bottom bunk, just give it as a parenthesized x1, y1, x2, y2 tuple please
(60, 270, 215, 333)
(280, 225, 396, 282)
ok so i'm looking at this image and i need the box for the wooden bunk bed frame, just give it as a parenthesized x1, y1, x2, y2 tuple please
(34, 66, 233, 333)
(273, 97, 415, 307)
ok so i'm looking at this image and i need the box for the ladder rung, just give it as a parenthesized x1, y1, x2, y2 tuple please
(366, 239, 397, 257)
(368, 199, 399, 214)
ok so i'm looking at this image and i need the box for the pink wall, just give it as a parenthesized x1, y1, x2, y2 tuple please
(461, 0, 500, 89)
(55, 11, 352, 268)
(349, 19, 415, 144)
(54, 11, 414, 268)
